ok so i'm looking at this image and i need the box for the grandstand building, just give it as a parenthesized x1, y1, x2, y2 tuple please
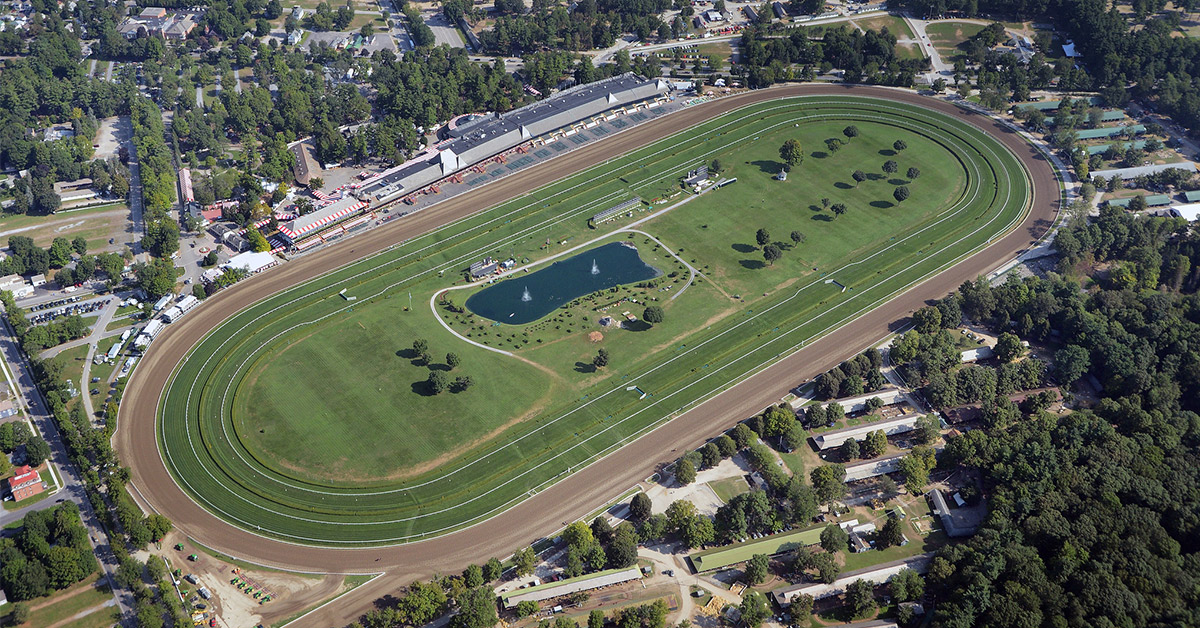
(277, 74, 671, 250)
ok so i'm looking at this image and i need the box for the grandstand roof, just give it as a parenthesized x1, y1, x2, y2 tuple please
(279, 197, 369, 240)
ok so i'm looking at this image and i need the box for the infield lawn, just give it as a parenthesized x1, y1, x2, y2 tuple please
(236, 118, 962, 483)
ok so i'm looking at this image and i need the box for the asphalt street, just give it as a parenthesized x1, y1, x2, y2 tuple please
(114, 84, 1060, 628)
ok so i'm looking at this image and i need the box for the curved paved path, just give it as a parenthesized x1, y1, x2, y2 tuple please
(115, 84, 1059, 628)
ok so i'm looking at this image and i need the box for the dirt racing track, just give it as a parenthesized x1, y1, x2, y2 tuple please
(116, 84, 1059, 627)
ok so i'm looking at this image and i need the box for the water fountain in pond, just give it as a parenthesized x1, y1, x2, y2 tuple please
(591, 259, 600, 275)
(521, 287, 532, 302)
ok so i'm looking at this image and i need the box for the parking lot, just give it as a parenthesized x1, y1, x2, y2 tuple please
(27, 296, 111, 324)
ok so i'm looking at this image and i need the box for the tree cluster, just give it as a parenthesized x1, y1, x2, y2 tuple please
(0, 503, 99, 601)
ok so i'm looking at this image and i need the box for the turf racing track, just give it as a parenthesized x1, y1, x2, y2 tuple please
(118, 85, 1058, 626)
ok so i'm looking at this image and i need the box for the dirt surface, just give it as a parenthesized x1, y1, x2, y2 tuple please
(114, 84, 1060, 628)
(156, 532, 350, 628)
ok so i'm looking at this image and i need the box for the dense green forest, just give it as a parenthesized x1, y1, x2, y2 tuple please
(921, 210, 1200, 626)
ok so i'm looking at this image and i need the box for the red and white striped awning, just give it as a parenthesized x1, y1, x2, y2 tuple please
(279, 201, 368, 239)
(312, 189, 333, 200)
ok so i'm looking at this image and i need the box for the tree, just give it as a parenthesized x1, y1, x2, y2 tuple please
(731, 423, 754, 449)
(715, 434, 736, 457)
(484, 557, 503, 582)
(913, 414, 940, 445)
(700, 443, 721, 469)
(843, 125, 859, 139)
(710, 159, 723, 173)
(779, 139, 803, 170)
(25, 436, 51, 466)
(883, 160, 898, 174)
(427, 371, 448, 394)
(789, 231, 806, 245)
(995, 332, 1023, 363)
(513, 546, 537, 577)
(893, 186, 910, 203)
(810, 465, 845, 503)
(893, 139, 907, 152)
(844, 580, 876, 619)
(755, 228, 771, 247)
(745, 553, 769, 585)
(413, 339, 429, 355)
(739, 591, 769, 628)
(593, 348, 609, 369)
(308, 176, 325, 190)
(907, 167, 920, 180)
(49, 237, 74, 268)
(247, 227, 270, 252)
(1053, 344, 1090, 386)
(889, 568, 924, 603)
(453, 376, 475, 392)
(831, 203, 846, 218)
(825, 138, 842, 154)
(877, 515, 904, 548)
(10, 603, 29, 625)
(516, 600, 539, 617)
(852, 169, 867, 187)
(898, 446, 935, 494)
(839, 438, 859, 461)
(589, 610, 605, 628)
(464, 564, 485, 588)
(563, 521, 594, 551)
(606, 524, 639, 568)
(762, 244, 782, 266)
(46, 546, 84, 588)
(862, 430, 887, 458)
(453, 587, 499, 628)
(643, 305, 664, 324)
(630, 492, 652, 521)
(675, 458, 696, 485)
(820, 524, 848, 554)
(446, 352, 461, 369)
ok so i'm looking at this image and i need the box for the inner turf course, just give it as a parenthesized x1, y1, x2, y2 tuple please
(155, 95, 1032, 546)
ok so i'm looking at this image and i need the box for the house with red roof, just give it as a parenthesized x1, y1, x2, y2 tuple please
(5, 465, 44, 502)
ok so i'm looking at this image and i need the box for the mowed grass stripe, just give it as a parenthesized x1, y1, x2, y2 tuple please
(158, 97, 1030, 544)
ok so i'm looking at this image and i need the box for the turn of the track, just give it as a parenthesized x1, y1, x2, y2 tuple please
(115, 84, 1059, 628)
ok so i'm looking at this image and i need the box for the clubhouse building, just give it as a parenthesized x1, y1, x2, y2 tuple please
(277, 74, 671, 251)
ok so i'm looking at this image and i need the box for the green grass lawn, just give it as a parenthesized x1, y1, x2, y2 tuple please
(157, 94, 1031, 545)
(53, 343, 91, 408)
(925, 20, 987, 63)
(708, 476, 750, 503)
(0, 575, 113, 627)
(852, 14, 917, 40)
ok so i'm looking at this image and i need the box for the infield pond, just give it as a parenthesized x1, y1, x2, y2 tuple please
(465, 241, 662, 324)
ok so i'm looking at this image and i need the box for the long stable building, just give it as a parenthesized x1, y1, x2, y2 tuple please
(278, 74, 670, 249)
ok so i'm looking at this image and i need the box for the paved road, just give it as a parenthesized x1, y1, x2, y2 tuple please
(902, 13, 952, 79)
(0, 314, 135, 625)
(114, 84, 1059, 628)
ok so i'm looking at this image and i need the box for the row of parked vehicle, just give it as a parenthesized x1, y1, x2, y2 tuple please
(29, 295, 86, 311)
(29, 298, 110, 324)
